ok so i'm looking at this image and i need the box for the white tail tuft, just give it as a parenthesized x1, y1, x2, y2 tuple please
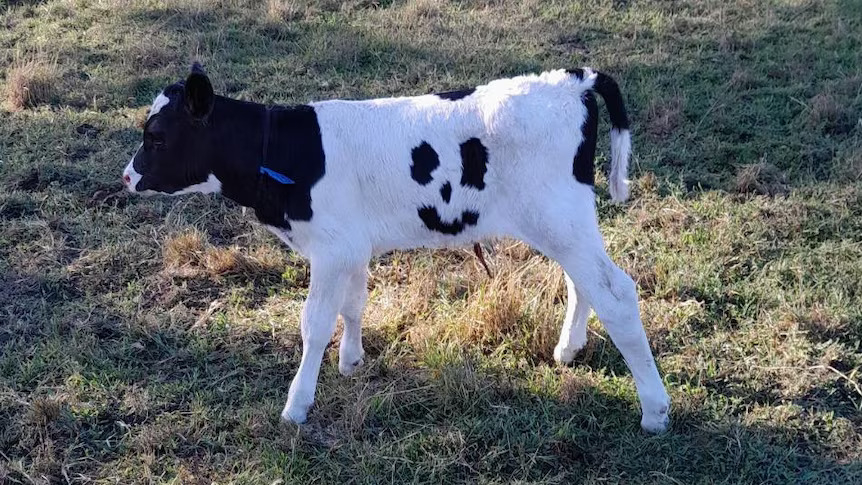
(609, 128, 631, 203)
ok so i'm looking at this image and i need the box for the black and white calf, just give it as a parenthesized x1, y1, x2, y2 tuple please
(122, 63, 670, 432)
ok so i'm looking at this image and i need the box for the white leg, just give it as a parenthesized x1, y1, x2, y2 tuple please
(554, 273, 590, 364)
(516, 195, 670, 433)
(565, 252, 669, 433)
(281, 257, 355, 424)
(338, 267, 367, 376)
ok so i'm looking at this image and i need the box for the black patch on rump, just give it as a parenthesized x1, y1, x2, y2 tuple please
(253, 105, 326, 229)
(459, 138, 488, 190)
(410, 142, 440, 185)
(418, 206, 479, 235)
(439, 181, 452, 203)
(436, 88, 475, 101)
(573, 91, 598, 186)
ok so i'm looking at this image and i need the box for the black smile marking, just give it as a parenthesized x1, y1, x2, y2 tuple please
(418, 206, 479, 235)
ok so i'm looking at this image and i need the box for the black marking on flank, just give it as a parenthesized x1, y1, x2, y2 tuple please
(436, 88, 475, 101)
(418, 206, 479, 235)
(440, 182, 452, 203)
(410, 142, 439, 185)
(573, 91, 598, 186)
(459, 138, 488, 190)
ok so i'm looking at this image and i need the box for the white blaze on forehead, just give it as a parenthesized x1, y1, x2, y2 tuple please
(147, 93, 171, 120)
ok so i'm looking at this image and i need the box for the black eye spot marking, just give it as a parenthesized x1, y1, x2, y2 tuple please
(459, 138, 488, 190)
(440, 181, 452, 203)
(436, 88, 475, 101)
(411, 142, 440, 185)
(573, 92, 598, 186)
(418, 206, 480, 235)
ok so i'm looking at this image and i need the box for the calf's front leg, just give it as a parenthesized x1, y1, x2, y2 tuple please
(281, 258, 352, 424)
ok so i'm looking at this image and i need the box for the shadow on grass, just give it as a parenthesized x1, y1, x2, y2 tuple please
(2, 278, 861, 482)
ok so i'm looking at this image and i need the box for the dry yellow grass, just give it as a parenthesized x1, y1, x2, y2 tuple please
(266, 0, 306, 22)
(735, 161, 788, 196)
(265, 0, 347, 22)
(459, 248, 563, 360)
(398, 0, 447, 20)
(374, 242, 563, 361)
(162, 230, 207, 272)
(3, 57, 59, 111)
(162, 229, 287, 278)
(26, 397, 63, 427)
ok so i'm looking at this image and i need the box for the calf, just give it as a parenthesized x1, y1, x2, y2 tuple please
(122, 63, 671, 433)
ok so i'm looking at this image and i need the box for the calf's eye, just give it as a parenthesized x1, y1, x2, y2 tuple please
(145, 132, 166, 149)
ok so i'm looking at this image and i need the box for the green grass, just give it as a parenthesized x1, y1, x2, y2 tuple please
(1, 0, 861, 483)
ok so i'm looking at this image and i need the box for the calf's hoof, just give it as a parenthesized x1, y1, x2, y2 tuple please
(281, 398, 312, 424)
(339, 356, 365, 376)
(640, 401, 670, 434)
(553, 342, 584, 364)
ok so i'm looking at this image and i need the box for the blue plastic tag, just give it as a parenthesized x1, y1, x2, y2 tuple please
(260, 166, 294, 184)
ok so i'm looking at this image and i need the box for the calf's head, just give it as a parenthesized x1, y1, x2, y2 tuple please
(123, 63, 221, 195)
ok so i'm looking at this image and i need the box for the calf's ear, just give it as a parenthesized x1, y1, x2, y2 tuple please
(185, 63, 214, 120)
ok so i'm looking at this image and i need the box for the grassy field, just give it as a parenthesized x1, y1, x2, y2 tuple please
(1, 0, 861, 483)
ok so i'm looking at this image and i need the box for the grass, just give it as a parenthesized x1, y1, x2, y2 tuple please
(3, 54, 59, 111)
(1, 0, 861, 483)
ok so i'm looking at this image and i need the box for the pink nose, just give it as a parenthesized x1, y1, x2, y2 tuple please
(123, 174, 131, 185)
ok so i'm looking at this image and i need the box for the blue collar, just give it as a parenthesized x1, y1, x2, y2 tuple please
(259, 106, 294, 185)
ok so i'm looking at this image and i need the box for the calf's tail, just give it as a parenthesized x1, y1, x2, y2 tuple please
(569, 68, 632, 202)
(591, 71, 632, 203)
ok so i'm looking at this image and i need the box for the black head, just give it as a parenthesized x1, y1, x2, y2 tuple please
(122, 63, 222, 195)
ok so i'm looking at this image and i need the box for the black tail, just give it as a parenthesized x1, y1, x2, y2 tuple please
(592, 72, 630, 133)
(567, 68, 633, 202)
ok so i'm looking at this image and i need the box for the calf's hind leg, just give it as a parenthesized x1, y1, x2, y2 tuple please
(519, 206, 670, 433)
(569, 252, 670, 433)
(554, 273, 591, 364)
